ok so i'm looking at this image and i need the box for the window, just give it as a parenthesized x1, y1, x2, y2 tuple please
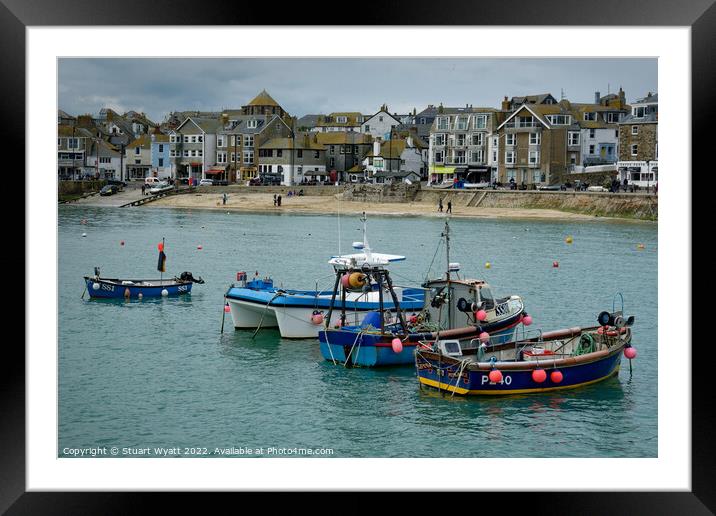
(529, 151, 540, 164)
(244, 135, 254, 147)
(633, 106, 646, 117)
(506, 134, 515, 146)
(217, 136, 225, 147)
(589, 145, 595, 154)
(158, 158, 164, 167)
(231, 153, 236, 163)
(568, 132, 580, 146)
(135, 147, 141, 155)
(507, 170, 516, 181)
(518, 116, 535, 128)
(606, 112, 620, 123)
(364, 125, 370, 132)
(631, 144, 638, 156)
(198, 135, 203, 143)
(471, 150, 484, 163)
(434, 151, 444, 163)
(247, 120, 258, 128)
(190, 135, 197, 143)
(234, 135, 241, 146)
(135, 159, 141, 165)
(217, 152, 227, 164)
(159, 144, 164, 152)
(434, 134, 445, 146)
(583, 112, 596, 121)
(474, 115, 487, 129)
(472, 133, 484, 146)
(276, 149, 282, 158)
(314, 151, 320, 159)
(170, 150, 176, 157)
(353, 145, 358, 154)
(374, 158, 384, 168)
(191, 150, 197, 157)
(529, 132, 541, 145)
(456, 134, 466, 146)
(100, 157, 111, 164)
(337, 116, 347, 124)
(632, 126, 639, 135)
(589, 129, 595, 139)
(505, 151, 515, 164)
(456, 117, 468, 130)
(183, 150, 189, 157)
(329, 157, 335, 167)
(297, 150, 303, 158)
(198, 150, 203, 157)
(437, 117, 448, 130)
(453, 150, 466, 164)
(378, 116, 383, 122)
(243, 150, 254, 164)
(184, 135, 190, 143)
(68, 138, 79, 149)
(547, 114, 571, 125)
(533, 170, 542, 183)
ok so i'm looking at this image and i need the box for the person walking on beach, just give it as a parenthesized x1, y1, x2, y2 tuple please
(623, 177, 629, 192)
(273, 194, 277, 207)
(222, 192, 227, 205)
(277, 194, 282, 207)
(438, 198, 443, 212)
(141, 184, 146, 196)
(446, 200, 452, 214)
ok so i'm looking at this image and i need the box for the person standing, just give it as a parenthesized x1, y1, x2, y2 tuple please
(623, 177, 629, 192)
(277, 194, 282, 207)
(141, 184, 146, 196)
(222, 192, 227, 205)
(447, 200, 452, 213)
(438, 198, 443, 212)
(273, 194, 277, 207)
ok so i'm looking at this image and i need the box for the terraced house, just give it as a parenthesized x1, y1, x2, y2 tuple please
(428, 105, 502, 186)
(257, 133, 326, 185)
(314, 112, 364, 132)
(315, 132, 373, 182)
(617, 92, 658, 189)
(363, 134, 427, 184)
(124, 134, 153, 180)
(169, 117, 221, 183)
(57, 125, 95, 179)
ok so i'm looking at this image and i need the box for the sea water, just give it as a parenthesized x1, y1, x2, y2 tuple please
(58, 206, 657, 458)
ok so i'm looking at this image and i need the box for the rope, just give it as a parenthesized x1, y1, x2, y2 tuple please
(251, 291, 283, 339)
(450, 359, 469, 398)
(343, 330, 365, 367)
(323, 327, 338, 365)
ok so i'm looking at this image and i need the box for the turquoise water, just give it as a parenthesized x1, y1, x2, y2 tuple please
(58, 206, 657, 458)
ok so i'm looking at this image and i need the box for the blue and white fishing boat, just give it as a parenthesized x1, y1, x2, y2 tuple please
(84, 239, 204, 299)
(415, 305, 637, 396)
(224, 215, 425, 338)
(318, 220, 527, 367)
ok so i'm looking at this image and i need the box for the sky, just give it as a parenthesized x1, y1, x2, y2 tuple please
(59, 58, 657, 123)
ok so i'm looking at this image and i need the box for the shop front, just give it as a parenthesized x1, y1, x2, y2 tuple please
(617, 161, 658, 189)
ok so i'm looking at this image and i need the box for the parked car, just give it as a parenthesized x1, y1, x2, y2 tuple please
(145, 177, 161, 186)
(572, 180, 589, 191)
(99, 184, 119, 196)
(537, 183, 567, 191)
(106, 179, 127, 188)
(199, 178, 214, 186)
(587, 185, 607, 192)
(149, 181, 172, 194)
(213, 179, 229, 186)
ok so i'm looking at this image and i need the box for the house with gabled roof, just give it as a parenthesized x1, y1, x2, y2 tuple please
(86, 139, 122, 180)
(241, 90, 289, 119)
(257, 133, 327, 185)
(315, 132, 373, 181)
(57, 125, 95, 179)
(315, 112, 364, 133)
(363, 135, 427, 184)
(124, 134, 154, 180)
(169, 117, 222, 182)
(361, 105, 402, 139)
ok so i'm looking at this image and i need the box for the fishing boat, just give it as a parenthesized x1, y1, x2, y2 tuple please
(84, 239, 204, 299)
(318, 219, 527, 367)
(223, 214, 425, 338)
(415, 303, 637, 396)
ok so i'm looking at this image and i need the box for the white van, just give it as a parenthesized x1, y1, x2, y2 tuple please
(145, 177, 161, 186)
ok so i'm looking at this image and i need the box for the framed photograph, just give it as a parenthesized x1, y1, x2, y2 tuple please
(10, 0, 708, 511)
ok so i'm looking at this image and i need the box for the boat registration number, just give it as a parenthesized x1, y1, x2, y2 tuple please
(178, 285, 188, 292)
(481, 374, 512, 385)
(101, 284, 115, 292)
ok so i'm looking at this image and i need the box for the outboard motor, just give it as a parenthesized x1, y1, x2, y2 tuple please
(597, 311, 634, 327)
(94, 266, 101, 278)
(179, 271, 205, 284)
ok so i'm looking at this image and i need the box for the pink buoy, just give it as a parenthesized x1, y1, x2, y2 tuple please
(476, 309, 487, 321)
(624, 347, 637, 359)
(197, 245, 203, 250)
(550, 370, 563, 383)
(479, 331, 490, 343)
(120, 240, 125, 246)
(341, 274, 351, 288)
(552, 261, 559, 268)
(532, 369, 547, 383)
(522, 314, 533, 326)
(224, 304, 230, 313)
(488, 369, 503, 383)
(391, 338, 403, 353)
(311, 313, 324, 325)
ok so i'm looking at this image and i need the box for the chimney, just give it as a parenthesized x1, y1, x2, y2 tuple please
(373, 138, 381, 157)
(501, 96, 510, 111)
(594, 91, 600, 104)
(407, 135, 413, 148)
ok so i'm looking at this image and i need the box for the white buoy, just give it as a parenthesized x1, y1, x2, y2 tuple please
(92, 283, 100, 290)
(161, 289, 169, 297)
(82, 233, 87, 237)
(138, 292, 143, 300)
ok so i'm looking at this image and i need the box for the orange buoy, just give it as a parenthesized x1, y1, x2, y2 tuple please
(348, 272, 366, 289)
(550, 370, 563, 383)
(532, 369, 547, 383)
(488, 369, 503, 383)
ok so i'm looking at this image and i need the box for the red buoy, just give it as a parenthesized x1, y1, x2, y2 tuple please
(624, 347, 637, 359)
(550, 370, 563, 383)
(552, 261, 559, 268)
(488, 369, 503, 383)
(224, 304, 230, 313)
(532, 369, 547, 383)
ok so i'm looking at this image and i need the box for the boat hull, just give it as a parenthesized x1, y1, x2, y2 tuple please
(318, 321, 520, 367)
(84, 277, 192, 299)
(415, 345, 624, 395)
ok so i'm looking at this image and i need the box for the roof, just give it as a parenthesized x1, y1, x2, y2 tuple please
(220, 114, 288, 135)
(315, 132, 373, 145)
(373, 170, 421, 179)
(58, 109, 75, 120)
(633, 93, 658, 104)
(296, 114, 322, 128)
(510, 93, 557, 105)
(152, 134, 170, 143)
(316, 113, 363, 127)
(57, 125, 95, 138)
(125, 134, 152, 149)
(363, 110, 402, 124)
(247, 89, 280, 107)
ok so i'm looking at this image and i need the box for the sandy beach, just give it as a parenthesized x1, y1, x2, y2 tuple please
(149, 192, 607, 220)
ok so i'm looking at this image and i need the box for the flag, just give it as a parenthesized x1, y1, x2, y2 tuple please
(157, 246, 166, 272)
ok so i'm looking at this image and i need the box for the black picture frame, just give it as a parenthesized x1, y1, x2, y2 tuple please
(7, 0, 707, 512)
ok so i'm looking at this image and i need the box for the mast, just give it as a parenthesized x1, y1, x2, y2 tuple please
(443, 219, 451, 328)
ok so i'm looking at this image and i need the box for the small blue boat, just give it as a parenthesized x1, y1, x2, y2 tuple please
(84, 239, 203, 299)
(84, 272, 202, 299)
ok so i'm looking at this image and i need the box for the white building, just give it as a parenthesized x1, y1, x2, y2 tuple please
(361, 107, 401, 139)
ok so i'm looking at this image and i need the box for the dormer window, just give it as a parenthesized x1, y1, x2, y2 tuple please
(437, 117, 448, 130)
(633, 106, 646, 117)
(336, 116, 347, 124)
(583, 112, 597, 121)
(247, 119, 258, 129)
